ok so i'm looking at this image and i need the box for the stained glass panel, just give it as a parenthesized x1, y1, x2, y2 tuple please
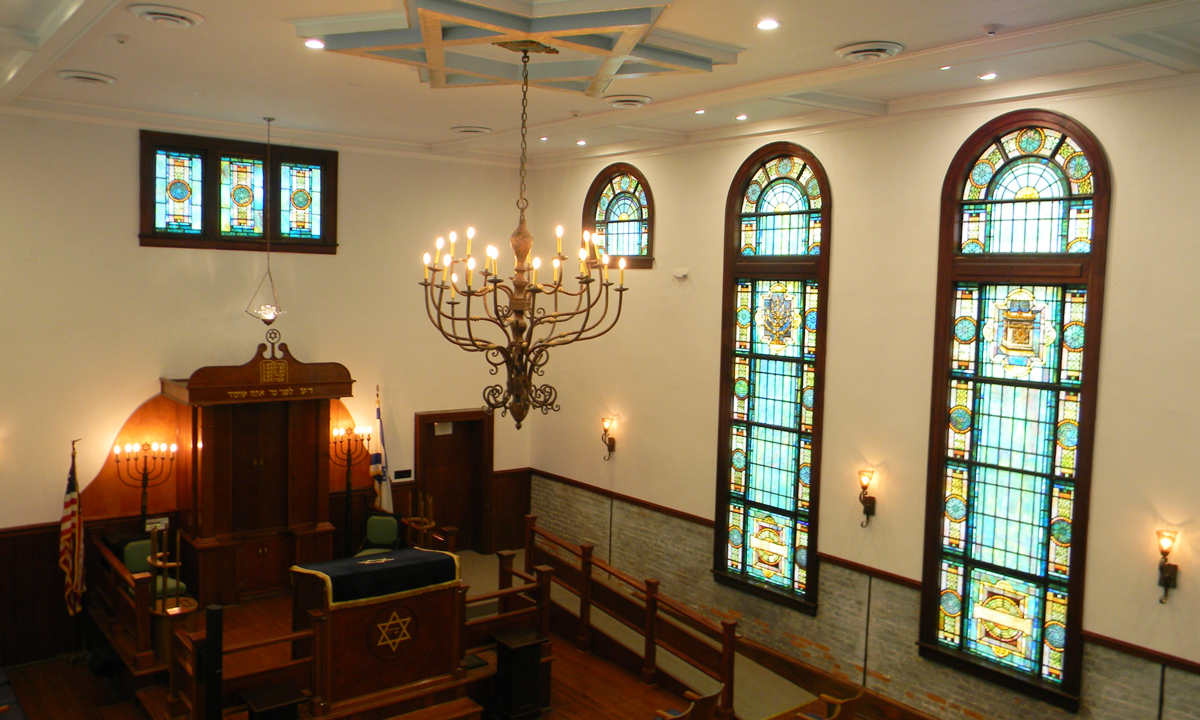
(746, 506, 793, 588)
(960, 126, 1093, 254)
(220, 156, 264, 236)
(739, 155, 821, 256)
(938, 279, 1086, 684)
(938, 560, 965, 644)
(281, 163, 322, 238)
(727, 502, 745, 571)
(155, 150, 203, 234)
(595, 173, 649, 256)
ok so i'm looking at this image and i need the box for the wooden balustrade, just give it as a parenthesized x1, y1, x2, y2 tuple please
(461, 554, 555, 651)
(522, 515, 738, 719)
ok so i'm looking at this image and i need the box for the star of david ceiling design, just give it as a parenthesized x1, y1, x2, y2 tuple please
(298, 0, 741, 96)
(376, 610, 413, 652)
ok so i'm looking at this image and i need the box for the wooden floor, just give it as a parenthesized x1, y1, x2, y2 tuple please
(5, 631, 690, 720)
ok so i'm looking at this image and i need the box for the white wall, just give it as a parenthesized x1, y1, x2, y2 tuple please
(523, 79, 1200, 662)
(0, 112, 530, 529)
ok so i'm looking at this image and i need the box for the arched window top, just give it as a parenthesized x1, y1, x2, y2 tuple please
(956, 120, 1103, 255)
(582, 163, 654, 269)
(737, 152, 825, 256)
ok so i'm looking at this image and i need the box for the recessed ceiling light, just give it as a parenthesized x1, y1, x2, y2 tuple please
(576, 140, 587, 146)
(757, 19, 780, 30)
(835, 41, 904, 62)
(978, 72, 997, 80)
(940, 65, 952, 70)
(540, 136, 548, 141)
(735, 114, 748, 121)
(450, 126, 491, 135)
(695, 109, 705, 115)
(305, 38, 325, 50)
(605, 94, 651, 109)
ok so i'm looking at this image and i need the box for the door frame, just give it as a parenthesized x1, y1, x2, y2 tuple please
(413, 408, 495, 553)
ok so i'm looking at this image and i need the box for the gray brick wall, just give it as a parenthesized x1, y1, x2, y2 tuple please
(530, 476, 1196, 720)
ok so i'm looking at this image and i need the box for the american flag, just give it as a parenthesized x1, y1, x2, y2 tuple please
(370, 386, 394, 513)
(59, 442, 85, 616)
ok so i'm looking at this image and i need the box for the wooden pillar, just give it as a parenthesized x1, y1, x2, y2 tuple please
(641, 579, 659, 684)
(456, 584, 470, 676)
(523, 515, 538, 575)
(577, 544, 595, 651)
(497, 550, 516, 614)
(203, 605, 223, 720)
(718, 620, 738, 720)
(309, 610, 329, 717)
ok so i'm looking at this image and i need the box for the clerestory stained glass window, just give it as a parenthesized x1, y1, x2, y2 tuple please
(582, 163, 655, 269)
(715, 144, 831, 612)
(220, 156, 265, 236)
(280, 162, 322, 239)
(920, 111, 1109, 709)
(154, 150, 204, 234)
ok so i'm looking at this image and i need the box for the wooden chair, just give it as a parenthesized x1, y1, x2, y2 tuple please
(655, 685, 722, 720)
(797, 689, 865, 720)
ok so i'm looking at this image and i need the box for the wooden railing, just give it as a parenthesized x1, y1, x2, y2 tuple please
(460, 550, 554, 652)
(523, 515, 737, 720)
(165, 608, 322, 720)
(87, 536, 156, 670)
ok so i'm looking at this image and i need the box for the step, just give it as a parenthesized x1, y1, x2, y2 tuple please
(386, 697, 483, 720)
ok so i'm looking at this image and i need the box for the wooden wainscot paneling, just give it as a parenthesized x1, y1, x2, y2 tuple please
(0, 523, 76, 664)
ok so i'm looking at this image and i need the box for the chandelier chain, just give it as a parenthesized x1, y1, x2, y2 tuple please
(517, 50, 529, 214)
(264, 117, 274, 271)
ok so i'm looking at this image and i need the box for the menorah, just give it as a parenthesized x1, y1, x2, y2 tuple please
(113, 441, 177, 532)
(330, 426, 371, 557)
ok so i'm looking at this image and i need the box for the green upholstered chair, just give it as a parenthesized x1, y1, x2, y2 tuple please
(121, 538, 187, 599)
(355, 514, 402, 556)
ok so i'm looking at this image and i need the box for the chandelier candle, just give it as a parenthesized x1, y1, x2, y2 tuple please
(419, 44, 628, 428)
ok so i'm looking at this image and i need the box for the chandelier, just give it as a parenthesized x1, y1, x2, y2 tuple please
(420, 44, 628, 429)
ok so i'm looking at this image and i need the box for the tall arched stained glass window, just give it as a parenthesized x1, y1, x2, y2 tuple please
(582, 163, 654, 270)
(713, 142, 831, 612)
(919, 110, 1109, 710)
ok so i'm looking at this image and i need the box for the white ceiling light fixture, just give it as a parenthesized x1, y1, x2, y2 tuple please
(576, 140, 587, 146)
(605, 95, 652, 109)
(451, 126, 492, 135)
(940, 65, 952, 70)
(979, 72, 997, 80)
(304, 38, 325, 49)
(757, 19, 780, 30)
(695, 109, 705, 114)
(540, 136, 548, 141)
(835, 41, 904, 62)
(56, 70, 116, 85)
(735, 114, 748, 120)
(126, 4, 204, 27)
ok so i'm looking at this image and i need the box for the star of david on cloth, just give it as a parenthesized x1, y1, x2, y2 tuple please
(358, 557, 396, 565)
(293, 0, 740, 96)
(377, 611, 413, 652)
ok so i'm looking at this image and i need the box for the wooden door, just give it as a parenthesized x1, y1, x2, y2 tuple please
(231, 403, 289, 533)
(414, 410, 493, 553)
(237, 534, 290, 597)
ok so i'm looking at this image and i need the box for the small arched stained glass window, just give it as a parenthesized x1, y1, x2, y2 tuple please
(582, 163, 654, 269)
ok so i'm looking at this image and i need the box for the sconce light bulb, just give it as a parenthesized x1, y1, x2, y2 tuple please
(1158, 530, 1178, 556)
(532, 257, 541, 270)
(435, 237, 444, 251)
(553, 258, 561, 268)
(170, 443, 177, 453)
(423, 252, 431, 265)
(556, 225, 564, 238)
(578, 247, 588, 261)
(113, 445, 121, 455)
(601, 253, 610, 265)
(583, 230, 590, 242)
(467, 227, 475, 240)
(859, 470, 874, 490)
(602, 417, 613, 431)
(125, 444, 133, 454)
(618, 258, 627, 269)
(487, 245, 498, 260)
(467, 257, 476, 270)
(449, 231, 457, 243)
(151, 442, 159, 452)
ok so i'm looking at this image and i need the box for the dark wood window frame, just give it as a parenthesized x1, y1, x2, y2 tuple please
(139, 130, 338, 254)
(711, 142, 833, 615)
(580, 162, 655, 270)
(917, 109, 1111, 711)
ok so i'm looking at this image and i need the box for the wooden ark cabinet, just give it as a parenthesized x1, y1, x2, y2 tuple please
(162, 337, 355, 606)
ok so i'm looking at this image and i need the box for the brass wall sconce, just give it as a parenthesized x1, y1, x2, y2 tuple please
(858, 470, 876, 527)
(601, 417, 616, 460)
(1158, 529, 1179, 604)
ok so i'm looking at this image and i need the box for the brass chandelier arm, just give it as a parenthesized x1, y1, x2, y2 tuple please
(423, 281, 505, 353)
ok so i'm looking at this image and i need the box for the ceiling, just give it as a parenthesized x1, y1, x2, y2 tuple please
(3, 0, 1198, 163)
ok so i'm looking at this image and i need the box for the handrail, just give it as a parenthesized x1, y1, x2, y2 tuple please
(223, 629, 314, 657)
(465, 584, 539, 605)
(524, 514, 738, 720)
